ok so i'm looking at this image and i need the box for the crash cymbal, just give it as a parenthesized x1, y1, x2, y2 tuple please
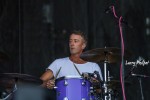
(0, 73, 42, 85)
(107, 80, 131, 89)
(80, 47, 131, 63)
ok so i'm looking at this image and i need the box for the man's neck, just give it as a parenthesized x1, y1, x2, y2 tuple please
(69, 54, 86, 64)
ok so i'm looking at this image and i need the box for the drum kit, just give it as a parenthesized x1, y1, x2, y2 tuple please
(0, 47, 147, 100)
(54, 47, 132, 100)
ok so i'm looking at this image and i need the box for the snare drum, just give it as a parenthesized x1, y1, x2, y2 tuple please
(55, 76, 94, 100)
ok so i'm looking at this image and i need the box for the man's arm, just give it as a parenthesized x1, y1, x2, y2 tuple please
(40, 69, 54, 88)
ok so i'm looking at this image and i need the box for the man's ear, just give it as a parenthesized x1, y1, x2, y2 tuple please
(82, 43, 86, 49)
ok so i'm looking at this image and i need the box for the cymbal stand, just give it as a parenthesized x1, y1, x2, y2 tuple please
(103, 60, 108, 100)
(107, 71, 113, 100)
(103, 52, 111, 100)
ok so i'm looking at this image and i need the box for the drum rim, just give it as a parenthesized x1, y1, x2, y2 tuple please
(55, 76, 83, 81)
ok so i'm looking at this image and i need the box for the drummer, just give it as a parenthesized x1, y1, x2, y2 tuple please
(40, 30, 103, 89)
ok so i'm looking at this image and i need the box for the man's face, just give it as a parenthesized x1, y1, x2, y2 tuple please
(69, 34, 86, 55)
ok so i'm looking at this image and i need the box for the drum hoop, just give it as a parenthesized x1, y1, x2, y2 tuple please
(56, 76, 83, 81)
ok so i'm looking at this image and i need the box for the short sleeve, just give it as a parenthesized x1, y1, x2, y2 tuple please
(47, 59, 59, 77)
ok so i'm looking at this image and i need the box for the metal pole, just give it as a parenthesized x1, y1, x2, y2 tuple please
(138, 78, 144, 100)
(103, 61, 109, 100)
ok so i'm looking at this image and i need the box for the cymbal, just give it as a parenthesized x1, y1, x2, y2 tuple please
(80, 47, 131, 63)
(0, 73, 42, 85)
(107, 80, 131, 89)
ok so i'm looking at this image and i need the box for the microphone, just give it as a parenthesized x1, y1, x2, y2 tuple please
(131, 73, 150, 78)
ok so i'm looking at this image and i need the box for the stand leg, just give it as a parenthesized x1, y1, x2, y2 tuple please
(138, 78, 144, 100)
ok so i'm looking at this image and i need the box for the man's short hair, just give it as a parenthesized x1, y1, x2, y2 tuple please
(70, 30, 88, 44)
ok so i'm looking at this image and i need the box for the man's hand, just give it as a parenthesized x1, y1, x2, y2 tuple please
(90, 77, 99, 83)
(46, 79, 55, 89)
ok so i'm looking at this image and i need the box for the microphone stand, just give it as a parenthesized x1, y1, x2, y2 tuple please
(131, 73, 150, 100)
(138, 77, 144, 100)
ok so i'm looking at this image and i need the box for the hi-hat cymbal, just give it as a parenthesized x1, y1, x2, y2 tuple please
(0, 73, 42, 85)
(80, 47, 131, 63)
(108, 80, 131, 89)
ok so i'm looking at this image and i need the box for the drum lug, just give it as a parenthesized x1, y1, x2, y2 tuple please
(90, 86, 93, 89)
(54, 86, 58, 89)
(82, 81, 86, 85)
(90, 86, 94, 94)
(63, 97, 68, 100)
(64, 80, 68, 85)
(82, 79, 87, 86)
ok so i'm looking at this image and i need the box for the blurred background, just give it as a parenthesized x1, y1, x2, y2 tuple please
(0, 0, 150, 100)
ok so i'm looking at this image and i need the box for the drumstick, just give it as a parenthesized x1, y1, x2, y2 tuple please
(73, 63, 82, 76)
(55, 67, 62, 80)
(53, 67, 61, 89)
